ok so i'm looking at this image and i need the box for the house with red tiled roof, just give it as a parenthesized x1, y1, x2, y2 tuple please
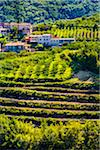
(4, 42, 30, 52)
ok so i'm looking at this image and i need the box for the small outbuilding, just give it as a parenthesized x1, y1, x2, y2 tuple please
(4, 42, 30, 52)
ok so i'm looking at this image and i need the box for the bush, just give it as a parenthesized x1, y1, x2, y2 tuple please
(0, 115, 99, 150)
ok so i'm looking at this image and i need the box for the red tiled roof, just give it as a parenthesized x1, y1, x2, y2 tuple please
(5, 42, 26, 46)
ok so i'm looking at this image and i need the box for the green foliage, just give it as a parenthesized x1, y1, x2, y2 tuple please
(33, 14, 99, 40)
(43, 79, 99, 90)
(0, 78, 99, 90)
(0, 115, 99, 150)
(0, 12, 99, 150)
(0, 0, 99, 23)
(63, 66, 72, 80)
(0, 37, 7, 47)
(68, 42, 99, 73)
(0, 87, 99, 103)
(0, 106, 99, 119)
(35, 44, 44, 51)
(0, 41, 99, 82)
(0, 98, 99, 111)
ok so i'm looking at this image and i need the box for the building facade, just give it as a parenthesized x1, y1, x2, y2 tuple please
(27, 34, 75, 46)
(4, 42, 30, 52)
(0, 23, 32, 35)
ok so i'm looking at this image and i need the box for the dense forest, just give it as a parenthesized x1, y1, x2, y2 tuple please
(0, 0, 99, 23)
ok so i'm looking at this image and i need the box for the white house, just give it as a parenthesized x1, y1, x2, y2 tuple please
(51, 38, 59, 46)
(26, 34, 75, 46)
(28, 34, 52, 44)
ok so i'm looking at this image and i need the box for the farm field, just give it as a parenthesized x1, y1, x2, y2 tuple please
(33, 14, 100, 41)
(0, 80, 99, 122)
(0, 78, 99, 149)
(0, 55, 99, 149)
(0, 14, 99, 149)
(33, 26, 99, 41)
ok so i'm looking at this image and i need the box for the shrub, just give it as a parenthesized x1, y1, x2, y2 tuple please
(0, 115, 99, 150)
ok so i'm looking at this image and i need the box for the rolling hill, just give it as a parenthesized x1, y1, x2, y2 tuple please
(0, 0, 99, 23)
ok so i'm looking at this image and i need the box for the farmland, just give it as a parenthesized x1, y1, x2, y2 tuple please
(33, 14, 100, 41)
(0, 78, 99, 149)
(0, 78, 99, 119)
(0, 16, 100, 149)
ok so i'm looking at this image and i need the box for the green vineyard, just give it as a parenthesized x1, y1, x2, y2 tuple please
(0, 15, 100, 149)
(0, 41, 99, 81)
(0, 78, 99, 149)
(50, 27, 99, 40)
(0, 41, 99, 124)
(33, 14, 100, 41)
(33, 26, 99, 40)
(0, 79, 99, 120)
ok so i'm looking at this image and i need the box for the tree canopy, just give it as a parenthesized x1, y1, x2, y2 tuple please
(0, 0, 99, 23)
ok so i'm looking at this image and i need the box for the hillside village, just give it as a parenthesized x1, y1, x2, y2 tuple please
(0, 0, 100, 148)
(0, 14, 99, 52)
(0, 22, 75, 52)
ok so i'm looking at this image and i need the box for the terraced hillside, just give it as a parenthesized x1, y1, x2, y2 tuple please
(0, 80, 99, 124)
(0, 41, 99, 149)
